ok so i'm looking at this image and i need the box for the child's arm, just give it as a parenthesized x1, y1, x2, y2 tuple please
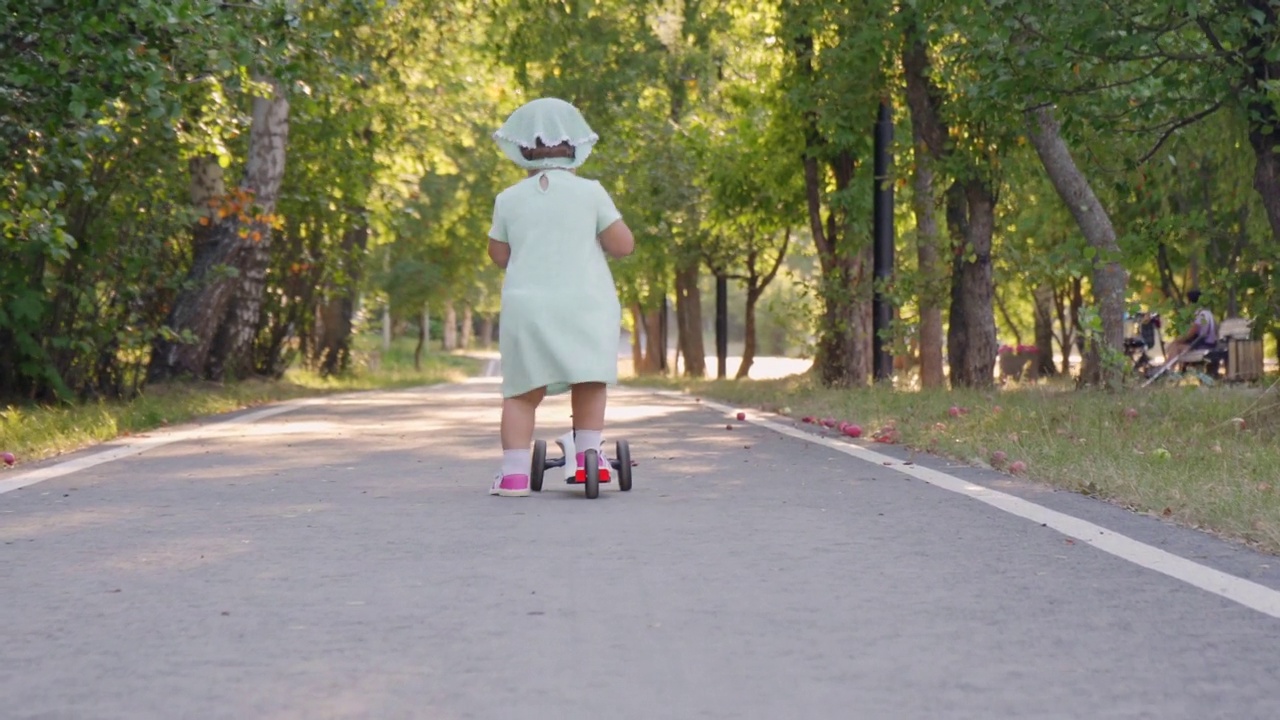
(598, 220, 634, 259)
(488, 238, 511, 269)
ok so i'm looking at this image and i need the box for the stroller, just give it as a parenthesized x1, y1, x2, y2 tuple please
(1124, 312, 1163, 377)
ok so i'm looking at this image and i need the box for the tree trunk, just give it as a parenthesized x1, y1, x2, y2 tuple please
(947, 182, 998, 388)
(643, 306, 664, 374)
(630, 305, 646, 372)
(905, 21, 999, 388)
(909, 131, 946, 389)
(1243, 1, 1280, 244)
(209, 80, 290, 380)
(793, 27, 868, 388)
(460, 306, 474, 349)
(414, 306, 427, 371)
(1026, 104, 1125, 387)
(737, 288, 761, 380)
(317, 220, 368, 377)
(1053, 285, 1073, 375)
(674, 264, 706, 377)
(443, 302, 458, 351)
(150, 80, 289, 382)
(1033, 283, 1057, 377)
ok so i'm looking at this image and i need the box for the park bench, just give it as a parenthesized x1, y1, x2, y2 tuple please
(1180, 317, 1263, 383)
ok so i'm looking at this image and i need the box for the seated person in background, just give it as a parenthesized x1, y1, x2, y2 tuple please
(1162, 289, 1217, 364)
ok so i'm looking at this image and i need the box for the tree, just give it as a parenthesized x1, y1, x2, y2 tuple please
(900, 6, 1001, 388)
(779, 0, 892, 388)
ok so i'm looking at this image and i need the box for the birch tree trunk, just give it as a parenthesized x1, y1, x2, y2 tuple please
(1026, 104, 1125, 387)
(149, 79, 289, 381)
(210, 79, 290, 379)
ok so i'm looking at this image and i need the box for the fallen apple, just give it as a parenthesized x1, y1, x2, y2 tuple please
(1230, 417, 1247, 431)
(780, 407, 792, 415)
(725, 424, 734, 431)
(1152, 447, 1171, 459)
(1123, 407, 1139, 420)
(1009, 460, 1027, 474)
(1, 452, 14, 466)
(948, 406, 961, 417)
(991, 450, 1008, 466)
(843, 424, 863, 438)
(821, 418, 837, 428)
(736, 412, 746, 421)
(802, 416, 816, 424)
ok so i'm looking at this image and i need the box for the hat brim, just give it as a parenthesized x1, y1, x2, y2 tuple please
(493, 97, 599, 170)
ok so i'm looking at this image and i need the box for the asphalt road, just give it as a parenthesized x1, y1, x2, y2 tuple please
(3, 378, 1280, 719)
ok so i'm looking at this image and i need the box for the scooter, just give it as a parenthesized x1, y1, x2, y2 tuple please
(530, 430, 633, 499)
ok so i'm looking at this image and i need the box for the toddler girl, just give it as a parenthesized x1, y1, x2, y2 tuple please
(486, 98, 635, 497)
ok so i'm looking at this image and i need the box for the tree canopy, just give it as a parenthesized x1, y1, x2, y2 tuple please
(2, 0, 1276, 401)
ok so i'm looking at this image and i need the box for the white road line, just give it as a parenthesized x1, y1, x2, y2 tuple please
(0, 399, 322, 496)
(674, 393, 1280, 620)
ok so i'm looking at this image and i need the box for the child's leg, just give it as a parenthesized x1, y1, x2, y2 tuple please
(570, 382, 607, 432)
(493, 387, 546, 496)
(501, 386, 546, 450)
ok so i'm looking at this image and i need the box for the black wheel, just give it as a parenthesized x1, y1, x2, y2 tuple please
(530, 440, 546, 492)
(584, 448, 600, 499)
(616, 440, 632, 492)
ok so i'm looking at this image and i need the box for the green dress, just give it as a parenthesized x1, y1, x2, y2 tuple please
(489, 170, 623, 398)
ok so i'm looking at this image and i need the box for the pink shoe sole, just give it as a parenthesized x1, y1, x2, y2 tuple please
(493, 474, 530, 497)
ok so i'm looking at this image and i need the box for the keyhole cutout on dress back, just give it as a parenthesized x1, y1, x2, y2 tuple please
(538, 172, 550, 192)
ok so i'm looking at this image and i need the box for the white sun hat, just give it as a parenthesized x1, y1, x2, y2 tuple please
(492, 97, 600, 171)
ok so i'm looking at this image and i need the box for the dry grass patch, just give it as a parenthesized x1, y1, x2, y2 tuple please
(630, 374, 1280, 553)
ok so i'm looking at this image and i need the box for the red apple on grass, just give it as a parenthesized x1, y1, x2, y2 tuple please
(802, 416, 816, 424)
(1, 452, 14, 466)
(842, 424, 863, 438)
(948, 406, 961, 417)
(991, 450, 1008, 467)
(1123, 407, 1139, 420)
(1009, 460, 1028, 475)
(821, 418, 837, 428)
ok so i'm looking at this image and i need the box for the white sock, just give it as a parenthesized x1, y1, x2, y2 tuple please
(575, 430, 603, 454)
(502, 449, 529, 477)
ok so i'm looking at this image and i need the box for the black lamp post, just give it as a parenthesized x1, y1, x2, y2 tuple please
(872, 101, 895, 382)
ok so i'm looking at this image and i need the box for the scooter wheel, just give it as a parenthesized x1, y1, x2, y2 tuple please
(616, 440, 632, 492)
(530, 440, 546, 492)
(584, 448, 600, 499)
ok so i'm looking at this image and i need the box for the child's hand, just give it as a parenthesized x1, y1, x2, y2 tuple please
(598, 220, 634, 259)
(488, 238, 510, 269)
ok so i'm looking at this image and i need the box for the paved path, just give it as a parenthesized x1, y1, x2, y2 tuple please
(3, 379, 1280, 719)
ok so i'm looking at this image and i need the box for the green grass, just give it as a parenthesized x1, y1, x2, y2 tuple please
(630, 373, 1280, 553)
(0, 339, 479, 466)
